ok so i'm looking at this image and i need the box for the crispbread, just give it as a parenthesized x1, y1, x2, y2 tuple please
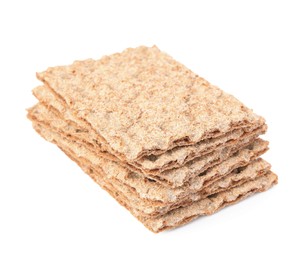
(27, 46, 278, 233)
(28, 103, 266, 187)
(33, 85, 266, 172)
(29, 118, 271, 217)
(36, 46, 265, 161)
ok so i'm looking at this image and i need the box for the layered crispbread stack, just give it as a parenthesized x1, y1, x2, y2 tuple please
(27, 46, 277, 232)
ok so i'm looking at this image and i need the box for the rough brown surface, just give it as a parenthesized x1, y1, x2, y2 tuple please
(27, 46, 278, 233)
(36, 46, 265, 161)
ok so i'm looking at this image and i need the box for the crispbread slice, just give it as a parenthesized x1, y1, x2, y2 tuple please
(29, 117, 272, 217)
(28, 103, 265, 187)
(33, 85, 266, 172)
(36, 46, 265, 161)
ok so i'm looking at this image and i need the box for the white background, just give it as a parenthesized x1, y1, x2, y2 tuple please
(0, 1, 298, 259)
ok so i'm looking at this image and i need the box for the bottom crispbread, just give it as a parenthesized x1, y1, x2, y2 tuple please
(30, 122, 277, 232)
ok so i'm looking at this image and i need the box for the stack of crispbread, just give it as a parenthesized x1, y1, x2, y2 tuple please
(27, 46, 277, 232)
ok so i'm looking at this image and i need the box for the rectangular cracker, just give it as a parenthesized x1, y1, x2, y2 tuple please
(36, 46, 265, 162)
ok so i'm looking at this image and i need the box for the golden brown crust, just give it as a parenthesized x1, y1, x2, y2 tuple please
(27, 46, 277, 233)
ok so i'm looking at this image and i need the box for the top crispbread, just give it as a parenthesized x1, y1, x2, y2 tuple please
(37, 46, 264, 161)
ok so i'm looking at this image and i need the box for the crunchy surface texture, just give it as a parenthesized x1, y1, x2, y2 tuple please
(27, 45, 277, 232)
(37, 46, 265, 161)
